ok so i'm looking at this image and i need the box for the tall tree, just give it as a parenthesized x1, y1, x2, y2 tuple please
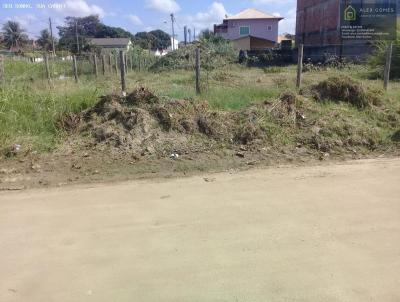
(1, 21, 28, 50)
(133, 30, 170, 50)
(36, 29, 53, 51)
(149, 30, 171, 49)
(57, 15, 134, 53)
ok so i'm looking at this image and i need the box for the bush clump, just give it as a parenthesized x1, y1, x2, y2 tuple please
(312, 76, 380, 109)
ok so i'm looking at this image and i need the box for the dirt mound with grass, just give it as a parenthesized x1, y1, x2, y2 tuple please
(311, 76, 381, 109)
(55, 87, 399, 162)
(58, 88, 311, 158)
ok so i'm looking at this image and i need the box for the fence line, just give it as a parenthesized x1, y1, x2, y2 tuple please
(0, 45, 395, 92)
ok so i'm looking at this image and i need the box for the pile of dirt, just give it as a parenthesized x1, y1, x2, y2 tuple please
(62, 88, 254, 156)
(59, 87, 311, 158)
(57, 87, 395, 161)
(311, 76, 380, 109)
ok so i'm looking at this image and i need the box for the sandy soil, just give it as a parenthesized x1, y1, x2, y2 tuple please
(1, 158, 400, 302)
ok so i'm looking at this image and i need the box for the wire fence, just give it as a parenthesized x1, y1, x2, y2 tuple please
(0, 42, 396, 93)
(0, 51, 158, 85)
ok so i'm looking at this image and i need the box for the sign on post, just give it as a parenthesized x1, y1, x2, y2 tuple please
(340, 0, 397, 41)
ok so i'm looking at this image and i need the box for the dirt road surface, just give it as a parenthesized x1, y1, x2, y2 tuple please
(1, 158, 400, 302)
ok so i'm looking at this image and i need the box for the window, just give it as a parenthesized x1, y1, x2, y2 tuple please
(239, 26, 250, 36)
(267, 25, 272, 31)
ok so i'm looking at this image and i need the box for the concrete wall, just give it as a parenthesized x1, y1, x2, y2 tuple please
(226, 19, 280, 42)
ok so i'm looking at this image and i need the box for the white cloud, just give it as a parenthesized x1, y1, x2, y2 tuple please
(127, 15, 143, 26)
(278, 8, 296, 34)
(182, 2, 228, 31)
(8, 14, 38, 31)
(54, 0, 105, 17)
(145, 0, 180, 14)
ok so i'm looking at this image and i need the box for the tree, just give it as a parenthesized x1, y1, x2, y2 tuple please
(149, 30, 171, 49)
(57, 15, 134, 53)
(133, 30, 170, 50)
(1, 21, 28, 50)
(368, 21, 400, 79)
(36, 29, 53, 51)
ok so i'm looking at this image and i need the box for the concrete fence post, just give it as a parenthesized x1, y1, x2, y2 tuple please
(119, 50, 126, 95)
(296, 44, 304, 89)
(384, 42, 393, 91)
(195, 48, 201, 95)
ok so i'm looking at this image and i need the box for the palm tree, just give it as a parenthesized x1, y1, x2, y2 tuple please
(2, 21, 28, 50)
(36, 29, 53, 51)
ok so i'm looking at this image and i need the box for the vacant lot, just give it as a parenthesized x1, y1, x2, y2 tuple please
(1, 158, 400, 302)
(1, 59, 399, 188)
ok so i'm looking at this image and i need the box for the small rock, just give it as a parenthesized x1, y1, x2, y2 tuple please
(31, 164, 41, 172)
(38, 180, 49, 186)
(239, 145, 247, 151)
(235, 152, 245, 158)
(246, 161, 258, 166)
(72, 163, 82, 170)
(146, 146, 155, 155)
(203, 177, 216, 183)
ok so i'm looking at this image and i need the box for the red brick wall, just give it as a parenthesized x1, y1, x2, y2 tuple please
(296, 0, 341, 46)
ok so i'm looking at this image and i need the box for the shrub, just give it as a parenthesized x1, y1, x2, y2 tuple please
(368, 23, 399, 79)
(312, 76, 381, 109)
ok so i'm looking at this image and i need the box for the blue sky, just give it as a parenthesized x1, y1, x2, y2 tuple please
(0, 0, 297, 39)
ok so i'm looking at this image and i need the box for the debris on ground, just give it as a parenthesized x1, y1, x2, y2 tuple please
(311, 76, 381, 109)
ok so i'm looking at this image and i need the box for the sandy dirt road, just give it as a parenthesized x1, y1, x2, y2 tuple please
(1, 158, 400, 302)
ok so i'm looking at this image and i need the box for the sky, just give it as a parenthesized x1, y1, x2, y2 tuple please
(0, 0, 297, 39)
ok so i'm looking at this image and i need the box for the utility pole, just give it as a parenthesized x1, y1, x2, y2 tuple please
(49, 18, 56, 57)
(193, 28, 196, 41)
(170, 13, 175, 51)
(75, 20, 80, 55)
(188, 28, 192, 43)
(184, 26, 187, 46)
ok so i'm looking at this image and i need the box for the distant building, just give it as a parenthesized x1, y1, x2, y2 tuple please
(214, 8, 283, 51)
(88, 38, 133, 52)
(168, 37, 179, 51)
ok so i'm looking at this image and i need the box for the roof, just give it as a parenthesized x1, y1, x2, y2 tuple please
(225, 8, 283, 20)
(232, 35, 276, 43)
(88, 38, 131, 47)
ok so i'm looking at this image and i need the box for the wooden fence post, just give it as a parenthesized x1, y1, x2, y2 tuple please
(0, 55, 4, 83)
(124, 53, 128, 73)
(383, 42, 393, 91)
(44, 53, 51, 83)
(101, 55, 106, 75)
(119, 50, 126, 95)
(114, 53, 119, 74)
(296, 44, 304, 89)
(72, 55, 78, 83)
(195, 48, 201, 95)
(108, 53, 112, 73)
(138, 54, 141, 72)
(130, 55, 133, 71)
(93, 54, 98, 77)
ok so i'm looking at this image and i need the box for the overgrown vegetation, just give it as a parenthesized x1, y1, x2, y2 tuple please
(1, 56, 399, 159)
(150, 34, 236, 72)
(311, 76, 381, 109)
(368, 22, 400, 79)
